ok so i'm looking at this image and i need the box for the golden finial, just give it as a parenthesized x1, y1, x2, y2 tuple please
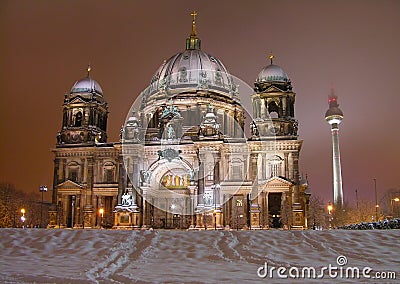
(190, 11, 197, 36)
(269, 52, 274, 65)
(186, 11, 201, 50)
(87, 64, 91, 77)
(191, 11, 197, 21)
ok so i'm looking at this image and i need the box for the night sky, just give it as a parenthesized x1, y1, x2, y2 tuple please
(1, 0, 399, 204)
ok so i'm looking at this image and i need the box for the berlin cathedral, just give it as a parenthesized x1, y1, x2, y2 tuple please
(49, 14, 310, 230)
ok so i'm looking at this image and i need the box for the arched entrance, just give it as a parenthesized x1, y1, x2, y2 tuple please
(144, 158, 194, 229)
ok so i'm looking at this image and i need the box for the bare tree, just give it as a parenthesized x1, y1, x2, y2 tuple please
(280, 198, 292, 229)
(346, 200, 376, 224)
(0, 183, 45, 228)
(379, 188, 400, 217)
(307, 195, 327, 229)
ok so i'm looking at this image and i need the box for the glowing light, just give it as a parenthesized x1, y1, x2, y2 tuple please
(327, 203, 333, 214)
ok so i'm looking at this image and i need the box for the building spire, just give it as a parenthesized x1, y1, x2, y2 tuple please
(186, 11, 201, 50)
(190, 11, 197, 36)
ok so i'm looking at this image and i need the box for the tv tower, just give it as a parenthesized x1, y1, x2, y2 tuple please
(325, 90, 344, 208)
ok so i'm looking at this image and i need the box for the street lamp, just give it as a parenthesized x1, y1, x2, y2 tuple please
(39, 185, 48, 228)
(391, 197, 400, 218)
(236, 214, 243, 231)
(213, 210, 217, 230)
(99, 208, 104, 229)
(373, 178, 379, 221)
(327, 202, 333, 229)
(20, 208, 26, 228)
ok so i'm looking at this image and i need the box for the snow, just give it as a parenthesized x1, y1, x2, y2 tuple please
(0, 229, 399, 283)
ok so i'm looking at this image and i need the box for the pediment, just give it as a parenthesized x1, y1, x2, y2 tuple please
(69, 96, 86, 104)
(265, 176, 293, 188)
(56, 180, 83, 189)
(264, 85, 284, 93)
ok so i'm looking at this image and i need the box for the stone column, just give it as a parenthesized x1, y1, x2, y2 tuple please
(260, 99, 266, 119)
(117, 156, 126, 205)
(52, 159, 60, 203)
(288, 153, 294, 180)
(224, 111, 228, 136)
(282, 96, 287, 116)
(292, 152, 300, 203)
(132, 156, 138, 188)
(284, 153, 289, 178)
(196, 152, 205, 229)
(63, 195, 68, 227)
(197, 153, 205, 206)
(265, 192, 269, 228)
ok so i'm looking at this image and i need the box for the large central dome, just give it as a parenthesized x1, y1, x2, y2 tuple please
(148, 49, 235, 94)
(146, 15, 237, 97)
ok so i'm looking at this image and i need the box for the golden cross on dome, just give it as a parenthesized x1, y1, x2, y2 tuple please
(191, 11, 197, 22)
(87, 64, 92, 77)
(269, 53, 274, 64)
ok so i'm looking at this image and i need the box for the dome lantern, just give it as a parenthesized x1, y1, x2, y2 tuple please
(186, 11, 201, 50)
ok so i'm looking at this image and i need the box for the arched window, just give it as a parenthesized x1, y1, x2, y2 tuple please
(67, 161, 80, 182)
(268, 101, 280, 118)
(74, 111, 82, 127)
(268, 155, 283, 178)
(103, 162, 115, 183)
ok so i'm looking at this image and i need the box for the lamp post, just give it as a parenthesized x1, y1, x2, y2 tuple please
(373, 178, 379, 221)
(99, 208, 104, 229)
(213, 210, 217, 230)
(39, 185, 48, 228)
(20, 208, 26, 228)
(391, 197, 400, 218)
(248, 192, 252, 230)
(327, 202, 333, 229)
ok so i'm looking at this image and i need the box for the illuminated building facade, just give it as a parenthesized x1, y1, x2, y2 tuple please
(49, 14, 310, 229)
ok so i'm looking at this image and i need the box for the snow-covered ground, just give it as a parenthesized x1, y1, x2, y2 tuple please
(0, 229, 399, 283)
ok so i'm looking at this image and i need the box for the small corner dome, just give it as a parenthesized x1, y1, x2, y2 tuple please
(256, 64, 289, 83)
(71, 77, 103, 96)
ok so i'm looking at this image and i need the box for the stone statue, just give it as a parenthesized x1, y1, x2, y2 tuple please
(140, 170, 150, 184)
(167, 124, 175, 139)
(188, 169, 195, 181)
(121, 193, 133, 206)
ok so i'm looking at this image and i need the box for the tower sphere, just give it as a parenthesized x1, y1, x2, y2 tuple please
(325, 96, 343, 125)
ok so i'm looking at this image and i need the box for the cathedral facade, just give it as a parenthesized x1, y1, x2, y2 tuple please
(49, 16, 310, 230)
